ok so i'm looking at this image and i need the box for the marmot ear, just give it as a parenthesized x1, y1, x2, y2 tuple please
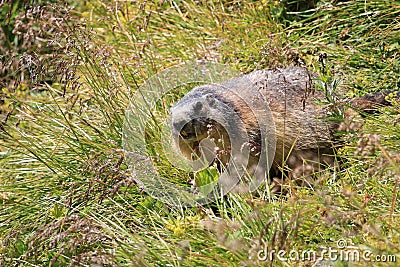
(205, 94, 215, 107)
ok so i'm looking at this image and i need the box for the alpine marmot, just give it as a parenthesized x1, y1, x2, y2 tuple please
(170, 66, 394, 181)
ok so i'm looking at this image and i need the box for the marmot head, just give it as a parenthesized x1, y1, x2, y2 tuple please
(170, 86, 230, 164)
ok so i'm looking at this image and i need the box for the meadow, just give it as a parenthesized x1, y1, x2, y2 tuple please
(1, 0, 399, 266)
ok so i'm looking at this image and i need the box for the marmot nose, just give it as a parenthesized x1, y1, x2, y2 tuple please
(172, 120, 187, 132)
(180, 129, 195, 139)
(180, 121, 199, 140)
(173, 119, 207, 140)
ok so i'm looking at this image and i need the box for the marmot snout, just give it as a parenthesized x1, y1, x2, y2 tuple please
(170, 87, 233, 165)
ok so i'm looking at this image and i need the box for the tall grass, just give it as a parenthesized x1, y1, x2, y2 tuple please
(1, 0, 399, 266)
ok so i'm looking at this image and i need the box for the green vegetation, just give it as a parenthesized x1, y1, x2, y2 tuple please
(1, 0, 399, 266)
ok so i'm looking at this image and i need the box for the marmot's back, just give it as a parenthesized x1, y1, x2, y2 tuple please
(243, 67, 336, 160)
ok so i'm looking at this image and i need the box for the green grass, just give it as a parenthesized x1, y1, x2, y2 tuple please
(1, 0, 399, 266)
